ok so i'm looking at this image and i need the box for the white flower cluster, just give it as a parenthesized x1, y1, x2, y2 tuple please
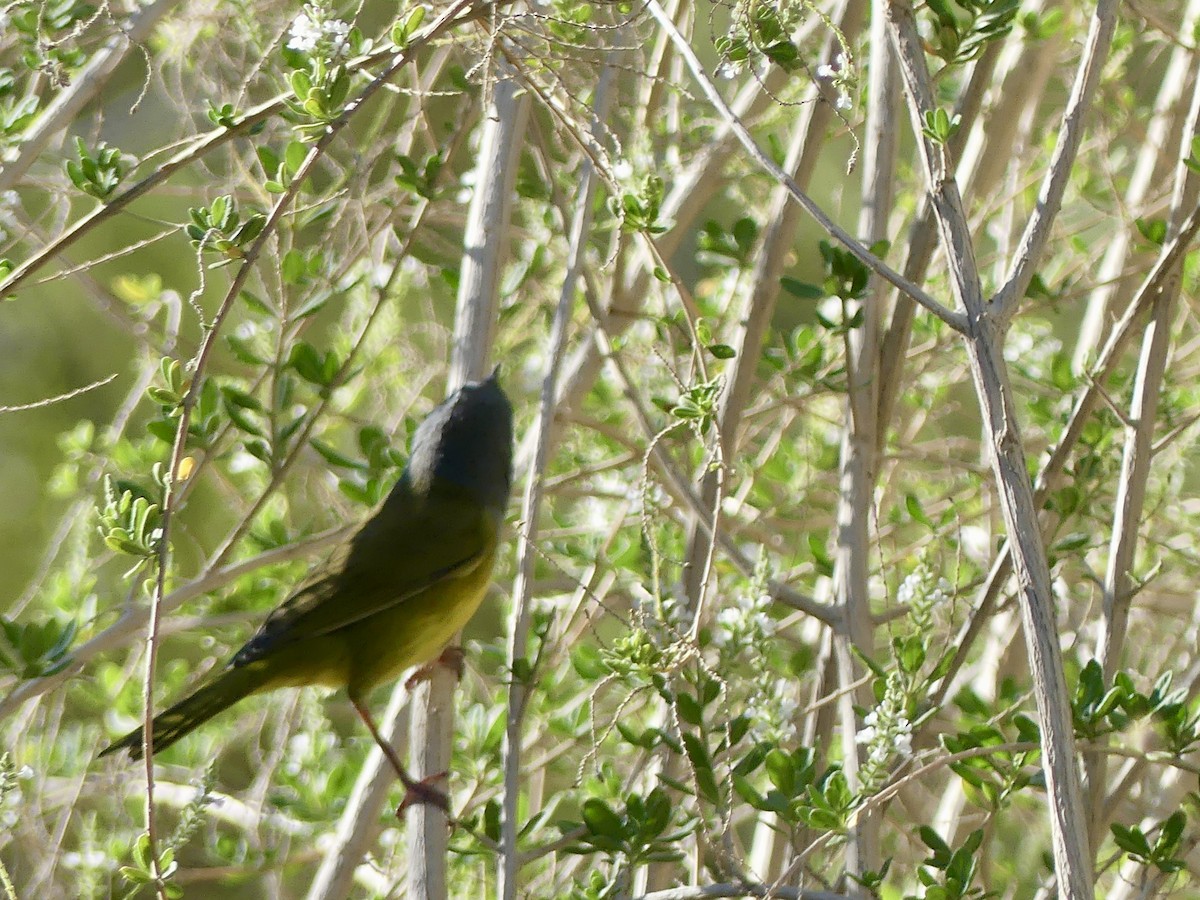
(712, 590, 775, 648)
(61, 849, 108, 870)
(856, 707, 913, 767)
(0, 190, 19, 244)
(898, 554, 951, 632)
(856, 665, 917, 793)
(287, 5, 351, 59)
(816, 52, 853, 111)
(0, 763, 32, 830)
(746, 677, 799, 743)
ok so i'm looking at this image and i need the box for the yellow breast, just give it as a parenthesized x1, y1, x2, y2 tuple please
(342, 546, 498, 696)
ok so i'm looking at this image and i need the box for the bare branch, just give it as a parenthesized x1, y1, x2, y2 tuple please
(0, 373, 117, 412)
(993, 0, 1119, 318)
(643, 0, 967, 333)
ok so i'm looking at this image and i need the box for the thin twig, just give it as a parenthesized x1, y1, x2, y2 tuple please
(993, 0, 1119, 319)
(643, 0, 966, 333)
(499, 59, 613, 900)
(0, 0, 184, 194)
(0, 0, 498, 297)
(0, 373, 117, 412)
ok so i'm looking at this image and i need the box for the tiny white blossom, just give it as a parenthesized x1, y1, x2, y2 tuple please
(1008, 328, 1034, 355)
(817, 295, 842, 322)
(326, 18, 350, 57)
(774, 683, 798, 721)
(716, 606, 742, 629)
(287, 6, 351, 58)
(580, 495, 610, 533)
(289, 732, 312, 754)
(753, 611, 775, 637)
(287, 12, 323, 53)
(62, 850, 107, 870)
(612, 159, 634, 181)
(836, 90, 852, 111)
(817, 52, 848, 79)
(284, 731, 313, 775)
(0, 190, 18, 227)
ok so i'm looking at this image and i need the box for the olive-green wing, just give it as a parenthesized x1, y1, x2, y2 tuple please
(232, 492, 493, 666)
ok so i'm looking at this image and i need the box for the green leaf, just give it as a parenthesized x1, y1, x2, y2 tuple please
(707, 343, 736, 360)
(1136, 217, 1167, 246)
(681, 732, 719, 804)
(675, 692, 704, 726)
(780, 276, 823, 299)
(118, 866, 152, 884)
(392, 5, 426, 46)
(905, 493, 933, 526)
(808, 533, 833, 577)
(764, 749, 794, 794)
(1111, 822, 1152, 857)
(580, 798, 623, 839)
(290, 70, 312, 100)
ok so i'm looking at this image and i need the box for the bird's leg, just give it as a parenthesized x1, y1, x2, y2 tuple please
(404, 645, 466, 690)
(350, 698, 450, 817)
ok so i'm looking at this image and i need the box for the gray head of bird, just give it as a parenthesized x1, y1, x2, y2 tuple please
(407, 371, 514, 512)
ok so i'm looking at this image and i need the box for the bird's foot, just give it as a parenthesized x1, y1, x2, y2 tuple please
(396, 770, 451, 820)
(405, 646, 466, 689)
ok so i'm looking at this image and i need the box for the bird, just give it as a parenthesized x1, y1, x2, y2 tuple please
(100, 372, 514, 812)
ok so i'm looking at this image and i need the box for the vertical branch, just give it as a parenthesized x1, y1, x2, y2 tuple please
(305, 53, 462, 900)
(498, 63, 613, 900)
(992, 0, 1119, 317)
(831, 0, 896, 885)
(654, 0, 868, 885)
(955, 0, 1057, 202)
(885, 2, 1096, 894)
(875, 37, 997, 446)
(406, 72, 529, 900)
(518, 17, 802, 468)
(1086, 47, 1200, 846)
(305, 685, 409, 900)
(683, 0, 867, 603)
(933, 193, 1200, 715)
(1074, 0, 1200, 373)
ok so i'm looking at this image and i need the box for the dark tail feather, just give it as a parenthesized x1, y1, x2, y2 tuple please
(98, 666, 258, 760)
